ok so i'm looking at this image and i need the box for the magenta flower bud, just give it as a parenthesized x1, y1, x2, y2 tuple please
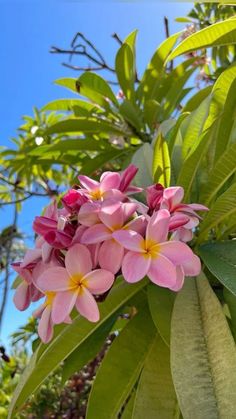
(62, 189, 88, 213)
(146, 184, 164, 211)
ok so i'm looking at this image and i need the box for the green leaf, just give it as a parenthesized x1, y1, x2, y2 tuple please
(133, 335, 179, 419)
(124, 30, 138, 52)
(198, 182, 236, 242)
(177, 127, 213, 201)
(143, 99, 161, 130)
(121, 390, 136, 419)
(224, 288, 236, 340)
(138, 32, 181, 103)
(29, 138, 108, 156)
(42, 99, 96, 112)
(80, 148, 130, 176)
(86, 303, 156, 419)
(61, 314, 116, 384)
(182, 86, 212, 113)
(199, 241, 236, 296)
(11, 276, 22, 290)
(119, 100, 144, 131)
(54, 78, 77, 93)
(167, 18, 236, 61)
(131, 143, 153, 188)
(76, 72, 119, 108)
(45, 118, 126, 136)
(147, 284, 175, 347)
(171, 273, 236, 419)
(181, 95, 211, 160)
(152, 133, 171, 187)
(116, 43, 135, 102)
(175, 17, 194, 23)
(8, 280, 147, 418)
(200, 142, 236, 206)
(162, 68, 196, 119)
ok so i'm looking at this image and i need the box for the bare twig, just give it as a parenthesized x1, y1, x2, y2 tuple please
(112, 33, 123, 46)
(164, 16, 173, 72)
(0, 202, 18, 328)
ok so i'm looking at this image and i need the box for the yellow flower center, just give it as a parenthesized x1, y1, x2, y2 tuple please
(90, 189, 103, 200)
(140, 239, 160, 258)
(45, 291, 56, 306)
(69, 274, 87, 292)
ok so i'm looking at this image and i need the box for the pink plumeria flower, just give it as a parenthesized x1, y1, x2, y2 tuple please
(33, 292, 71, 344)
(113, 209, 200, 291)
(37, 244, 114, 324)
(81, 200, 146, 274)
(78, 171, 123, 201)
(62, 189, 88, 213)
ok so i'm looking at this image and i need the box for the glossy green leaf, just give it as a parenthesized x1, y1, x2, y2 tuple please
(152, 133, 171, 187)
(54, 78, 77, 93)
(182, 86, 212, 113)
(80, 148, 130, 176)
(124, 30, 138, 52)
(121, 390, 136, 419)
(61, 314, 116, 384)
(199, 241, 236, 296)
(45, 118, 126, 136)
(224, 288, 236, 340)
(133, 335, 179, 419)
(115, 43, 135, 102)
(8, 280, 147, 418)
(182, 95, 211, 159)
(86, 303, 156, 419)
(198, 182, 236, 241)
(148, 284, 175, 347)
(119, 100, 144, 131)
(138, 32, 181, 103)
(200, 141, 236, 206)
(77, 72, 119, 108)
(177, 127, 213, 200)
(167, 18, 236, 61)
(131, 143, 153, 187)
(42, 99, 96, 112)
(143, 99, 161, 130)
(171, 273, 236, 419)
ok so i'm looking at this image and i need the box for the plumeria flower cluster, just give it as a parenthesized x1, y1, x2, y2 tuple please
(12, 165, 208, 343)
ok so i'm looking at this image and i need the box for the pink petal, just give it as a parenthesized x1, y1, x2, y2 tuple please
(159, 241, 193, 265)
(182, 254, 201, 277)
(44, 230, 72, 249)
(98, 240, 124, 274)
(65, 243, 92, 277)
(122, 202, 138, 222)
(21, 248, 42, 268)
(75, 288, 100, 322)
(102, 189, 125, 201)
(148, 255, 177, 289)
(125, 215, 147, 235)
(99, 201, 124, 230)
(119, 164, 138, 192)
(171, 228, 193, 243)
(83, 268, 114, 294)
(36, 267, 70, 292)
(163, 187, 184, 210)
(169, 214, 189, 231)
(52, 290, 78, 324)
(78, 202, 101, 226)
(13, 281, 31, 311)
(146, 209, 170, 243)
(100, 172, 121, 191)
(171, 266, 185, 292)
(122, 251, 151, 283)
(38, 305, 54, 343)
(112, 230, 144, 252)
(42, 242, 53, 263)
(71, 225, 87, 245)
(78, 175, 99, 191)
(187, 203, 209, 212)
(87, 243, 100, 268)
(81, 224, 111, 244)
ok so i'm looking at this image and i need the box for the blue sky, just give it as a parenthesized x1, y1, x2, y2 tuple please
(1, 1, 192, 346)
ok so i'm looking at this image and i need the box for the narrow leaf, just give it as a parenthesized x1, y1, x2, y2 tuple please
(152, 133, 171, 187)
